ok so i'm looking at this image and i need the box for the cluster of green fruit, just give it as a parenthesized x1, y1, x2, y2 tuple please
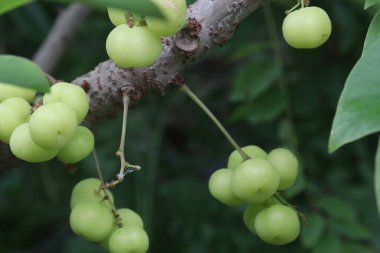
(282, 6, 332, 49)
(208, 145, 300, 245)
(106, 0, 187, 68)
(70, 178, 149, 253)
(0, 82, 94, 164)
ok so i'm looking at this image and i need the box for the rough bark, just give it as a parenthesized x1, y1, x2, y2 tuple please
(73, 0, 265, 124)
(1, 0, 265, 170)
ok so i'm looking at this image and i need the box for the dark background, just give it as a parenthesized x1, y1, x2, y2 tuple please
(0, 0, 379, 252)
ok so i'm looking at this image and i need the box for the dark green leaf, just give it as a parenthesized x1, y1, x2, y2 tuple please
(0, 0, 33, 15)
(301, 213, 326, 249)
(363, 10, 380, 55)
(328, 39, 380, 152)
(364, 0, 379, 9)
(330, 219, 370, 240)
(312, 232, 342, 253)
(342, 242, 376, 253)
(51, 0, 163, 18)
(319, 195, 356, 221)
(228, 42, 271, 62)
(230, 85, 286, 124)
(0, 55, 50, 92)
(230, 59, 280, 102)
(375, 136, 380, 217)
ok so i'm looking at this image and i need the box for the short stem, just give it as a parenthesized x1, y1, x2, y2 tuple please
(115, 95, 140, 182)
(274, 193, 306, 223)
(92, 149, 121, 225)
(285, 2, 300, 14)
(180, 84, 249, 160)
(300, 0, 304, 8)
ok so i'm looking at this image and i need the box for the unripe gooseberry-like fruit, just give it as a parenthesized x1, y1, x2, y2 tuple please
(10, 123, 59, 163)
(146, 0, 187, 37)
(268, 148, 298, 190)
(0, 97, 32, 143)
(109, 226, 149, 253)
(29, 102, 77, 149)
(106, 24, 163, 68)
(70, 201, 114, 242)
(243, 202, 267, 235)
(208, 168, 242, 206)
(282, 6, 332, 49)
(0, 82, 36, 102)
(227, 145, 267, 170)
(107, 8, 143, 26)
(254, 204, 300, 245)
(232, 158, 280, 203)
(100, 208, 144, 249)
(43, 82, 89, 123)
(243, 197, 280, 235)
(70, 178, 114, 210)
(57, 126, 94, 164)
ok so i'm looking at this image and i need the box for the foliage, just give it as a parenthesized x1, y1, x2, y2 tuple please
(0, 0, 380, 253)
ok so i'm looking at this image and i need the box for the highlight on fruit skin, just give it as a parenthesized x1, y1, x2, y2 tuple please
(282, 6, 332, 49)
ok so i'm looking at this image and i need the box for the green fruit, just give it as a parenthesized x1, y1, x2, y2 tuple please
(57, 126, 94, 164)
(208, 168, 242, 206)
(70, 201, 114, 242)
(29, 102, 77, 149)
(100, 208, 144, 249)
(227, 145, 267, 170)
(118, 208, 144, 228)
(10, 123, 59, 163)
(231, 158, 279, 203)
(107, 8, 143, 26)
(43, 82, 89, 123)
(243, 197, 280, 234)
(109, 226, 149, 253)
(243, 203, 267, 235)
(0, 82, 36, 102)
(254, 204, 300, 245)
(106, 24, 163, 68)
(146, 0, 187, 37)
(268, 148, 298, 190)
(70, 178, 114, 210)
(0, 97, 32, 143)
(282, 6, 332, 49)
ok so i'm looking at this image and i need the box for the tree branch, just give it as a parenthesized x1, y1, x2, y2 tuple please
(1, 0, 265, 170)
(33, 4, 91, 73)
(73, 0, 265, 124)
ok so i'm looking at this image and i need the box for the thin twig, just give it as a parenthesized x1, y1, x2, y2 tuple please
(92, 149, 115, 208)
(180, 84, 249, 160)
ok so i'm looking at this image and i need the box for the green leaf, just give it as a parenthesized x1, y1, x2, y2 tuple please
(330, 219, 370, 240)
(230, 85, 286, 124)
(363, 10, 380, 55)
(229, 60, 280, 102)
(301, 213, 326, 249)
(0, 55, 50, 92)
(0, 0, 33, 15)
(342, 242, 376, 253)
(328, 39, 380, 152)
(375, 136, 380, 217)
(51, 0, 163, 18)
(228, 42, 271, 62)
(312, 232, 342, 253)
(364, 0, 379, 9)
(318, 195, 356, 221)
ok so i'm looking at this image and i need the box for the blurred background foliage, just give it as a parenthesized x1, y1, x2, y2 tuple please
(0, 0, 379, 252)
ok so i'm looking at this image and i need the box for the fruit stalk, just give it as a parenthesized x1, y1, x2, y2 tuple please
(180, 84, 249, 160)
(116, 95, 141, 180)
(92, 149, 120, 223)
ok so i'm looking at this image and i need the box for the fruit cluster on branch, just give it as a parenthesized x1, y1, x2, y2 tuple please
(1, 0, 264, 169)
(72, 0, 265, 125)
